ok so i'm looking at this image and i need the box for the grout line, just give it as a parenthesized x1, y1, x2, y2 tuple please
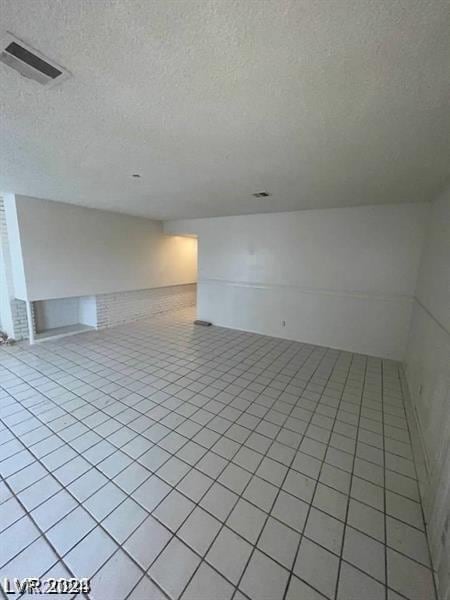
(0, 309, 437, 600)
(1, 320, 318, 599)
(287, 352, 359, 600)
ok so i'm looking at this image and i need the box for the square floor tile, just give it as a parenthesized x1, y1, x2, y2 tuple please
(196, 452, 228, 478)
(286, 575, 326, 600)
(84, 440, 116, 465)
(218, 462, 252, 494)
(387, 547, 435, 600)
(283, 469, 316, 504)
(347, 498, 384, 542)
(267, 441, 296, 466)
(102, 497, 148, 543)
(0, 537, 58, 582)
(232, 446, 263, 472)
(194, 428, 221, 448)
(31, 489, 78, 532)
(7, 461, 47, 495)
(243, 476, 278, 513)
(386, 490, 424, 530)
(84, 481, 126, 520)
(149, 537, 200, 600)
(200, 483, 238, 522)
(206, 527, 253, 584)
(292, 451, 322, 479)
(157, 456, 191, 486)
(0, 449, 35, 477)
(258, 516, 300, 569)
(305, 506, 344, 555)
(46, 506, 97, 555)
(124, 514, 172, 569)
(319, 463, 352, 495)
(354, 457, 384, 486)
(159, 431, 186, 453)
(177, 468, 214, 502)
(227, 498, 266, 543)
(52, 454, 91, 485)
(343, 526, 385, 583)
(0, 515, 40, 568)
(179, 506, 222, 556)
(337, 561, 385, 600)
(0, 497, 25, 532)
(256, 456, 288, 487)
(114, 461, 151, 493)
(133, 475, 171, 512)
(294, 537, 339, 599)
(64, 526, 118, 577)
(122, 436, 153, 459)
(386, 515, 430, 566)
(313, 483, 348, 521)
(18, 475, 62, 511)
(138, 446, 171, 471)
(385, 470, 419, 502)
(240, 549, 290, 600)
(89, 549, 142, 600)
(153, 489, 195, 532)
(212, 437, 240, 460)
(128, 576, 167, 600)
(350, 475, 384, 510)
(181, 561, 234, 600)
(67, 468, 108, 502)
(300, 436, 327, 460)
(271, 490, 309, 532)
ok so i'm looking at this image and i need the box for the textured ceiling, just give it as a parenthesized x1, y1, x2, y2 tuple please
(1, 0, 449, 219)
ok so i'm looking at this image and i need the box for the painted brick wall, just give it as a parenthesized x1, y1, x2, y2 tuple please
(96, 283, 196, 329)
(11, 299, 34, 340)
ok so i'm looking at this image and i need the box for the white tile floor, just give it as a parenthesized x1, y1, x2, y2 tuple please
(0, 307, 436, 600)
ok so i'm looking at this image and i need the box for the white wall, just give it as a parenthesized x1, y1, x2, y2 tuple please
(0, 197, 14, 336)
(165, 203, 428, 360)
(10, 195, 197, 301)
(3, 194, 27, 301)
(34, 297, 80, 331)
(403, 188, 450, 598)
(78, 296, 98, 327)
(0, 236, 14, 336)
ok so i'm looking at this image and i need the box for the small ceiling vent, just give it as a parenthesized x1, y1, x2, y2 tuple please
(0, 33, 70, 86)
(252, 191, 271, 198)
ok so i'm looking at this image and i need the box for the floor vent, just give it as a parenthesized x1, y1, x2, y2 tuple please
(0, 33, 70, 86)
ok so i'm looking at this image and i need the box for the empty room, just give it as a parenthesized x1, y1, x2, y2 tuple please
(0, 1, 449, 599)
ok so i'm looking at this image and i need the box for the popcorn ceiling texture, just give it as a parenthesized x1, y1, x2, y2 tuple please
(1, 1, 450, 219)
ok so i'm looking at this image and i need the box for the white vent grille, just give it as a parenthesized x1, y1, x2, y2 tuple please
(0, 33, 70, 86)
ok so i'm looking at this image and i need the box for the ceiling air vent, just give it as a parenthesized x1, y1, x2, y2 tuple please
(252, 191, 271, 198)
(0, 33, 70, 86)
